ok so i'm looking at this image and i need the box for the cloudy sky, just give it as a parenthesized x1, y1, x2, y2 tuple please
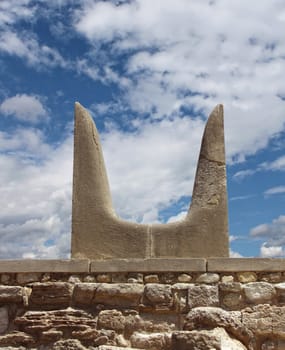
(0, 0, 285, 259)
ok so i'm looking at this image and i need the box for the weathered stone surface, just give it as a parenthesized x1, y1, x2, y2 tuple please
(0, 286, 23, 303)
(172, 328, 247, 350)
(208, 258, 285, 272)
(52, 339, 87, 350)
(73, 283, 98, 305)
(15, 308, 96, 333)
(188, 285, 219, 308)
(16, 273, 41, 285)
(184, 307, 252, 346)
(243, 282, 276, 304)
(144, 275, 160, 283)
(222, 293, 243, 309)
(97, 274, 112, 283)
(0, 259, 89, 273)
(237, 272, 257, 283)
(41, 329, 63, 342)
(144, 284, 173, 306)
(29, 282, 73, 308)
(196, 273, 220, 283)
(0, 332, 35, 347)
(177, 274, 192, 283)
(71, 103, 229, 260)
(95, 283, 144, 307)
(0, 306, 9, 334)
(130, 332, 171, 350)
(98, 310, 126, 331)
(221, 275, 234, 283)
(219, 282, 242, 293)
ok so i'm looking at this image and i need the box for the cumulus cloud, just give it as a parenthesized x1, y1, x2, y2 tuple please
(260, 244, 284, 258)
(102, 116, 204, 222)
(0, 94, 48, 123)
(250, 215, 285, 250)
(74, 0, 285, 164)
(0, 127, 73, 258)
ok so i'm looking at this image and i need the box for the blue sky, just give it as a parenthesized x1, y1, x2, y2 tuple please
(0, 0, 285, 259)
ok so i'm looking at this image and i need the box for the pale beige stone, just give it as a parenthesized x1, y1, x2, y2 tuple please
(172, 328, 247, 350)
(237, 272, 257, 283)
(71, 103, 229, 259)
(144, 274, 160, 283)
(97, 274, 111, 283)
(221, 275, 234, 283)
(130, 332, 171, 350)
(177, 273, 192, 283)
(219, 282, 242, 293)
(196, 273, 220, 283)
(243, 282, 276, 304)
(94, 283, 144, 307)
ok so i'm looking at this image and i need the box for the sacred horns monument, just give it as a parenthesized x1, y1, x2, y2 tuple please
(0, 103, 284, 349)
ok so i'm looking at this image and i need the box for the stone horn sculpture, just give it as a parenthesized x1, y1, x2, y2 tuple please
(71, 103, 229, 259)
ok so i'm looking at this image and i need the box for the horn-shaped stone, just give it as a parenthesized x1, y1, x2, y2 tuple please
(71, 103, 229, 259)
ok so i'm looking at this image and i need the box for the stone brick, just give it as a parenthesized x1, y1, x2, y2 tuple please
(94, 283, 144, 307)
(196, 273, 219, 284)
(237, 272, 257, 283)
(97, 310, 126, 331)
(0, 307, 9, 334)
(29, 282, 73, 308)
(188, 285, 219, 308)
(73, 283, 98, 305)
(144, 284, 173, 306)
(243, 282, 276, 304)
(0, 286, 23, 303)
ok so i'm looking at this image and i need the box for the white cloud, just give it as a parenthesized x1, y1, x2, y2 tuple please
(261, 155, 285, 171)
(74, 0, 285, 164)
(0, 94, 47, 123)
(229, 249, 243, 258)
(167, 211, 187, 224)
(0, 0, 35, 27)
(0, 128, 73, 258)
(250, 215, 285, 248)
(0, 30, 67, 69)
(264, 185, 285, 196)
(260, 244, 284, 258)
(102, 116, 204, 222)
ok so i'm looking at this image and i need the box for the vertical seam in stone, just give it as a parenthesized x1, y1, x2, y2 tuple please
(146, 225, 153, 258)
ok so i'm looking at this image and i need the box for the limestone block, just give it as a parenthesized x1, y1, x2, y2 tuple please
(40, 329, 63, 342)
(243, 282, 276, 304)
(144, 284, 173, 306)
(71, 103, 229, 259)
(94, 283, 144, 307)
(73, 283, 98, 305)
(222, 293, 243, 309)
(237, 272, 257, 283)
(0, 286, 23, 303)
(177, 274, 192, 283)
(52, 339, 87, 350)
(144, 275, 160, 283)
(219, 282, 242, 293)
(0, 306, 9, 334)
(0, 332, 35, 347)
(98, 310, 126, 331)
(130, 332, 171, 350)
(172, 328, 247, 350)
(16, 273, 41, 285)
(188, 285, 219, 308)
(184, 307, 251, 346)
(15, 308, 96, 333)
(196, 273, 220, 283)
(29, 282, 73, 308)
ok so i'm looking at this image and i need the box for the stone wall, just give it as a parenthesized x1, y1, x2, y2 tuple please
(0, 258, 284, 350)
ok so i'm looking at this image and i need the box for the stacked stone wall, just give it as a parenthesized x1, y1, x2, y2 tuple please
(0, 259, 284, 349)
